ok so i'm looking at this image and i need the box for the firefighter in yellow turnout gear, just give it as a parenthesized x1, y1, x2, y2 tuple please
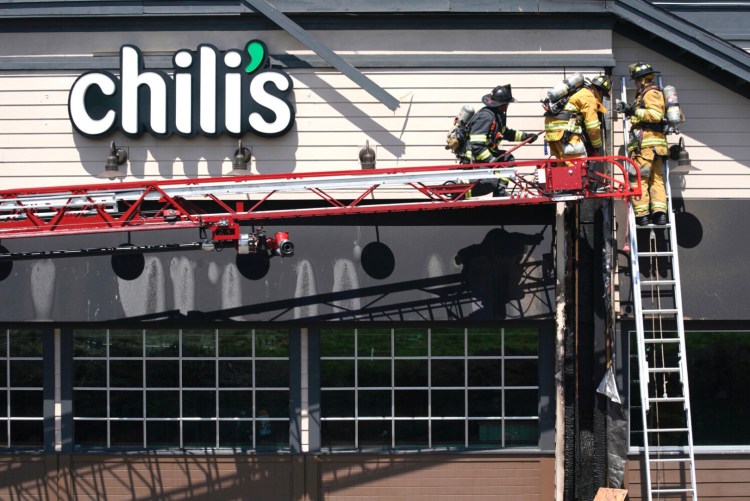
(544, 75, 611, 161)
(621, 62, 670, 226)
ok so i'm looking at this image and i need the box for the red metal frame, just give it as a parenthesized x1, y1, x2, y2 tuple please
(0, 156, 640, 241)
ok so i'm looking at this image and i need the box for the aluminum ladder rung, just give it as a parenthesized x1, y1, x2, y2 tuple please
(642, 308, 679, 315)
(652, 488, 695, 494)
(639, 251, 674, 257)
(641, 279, 676, 286)
(648, 396, 686, 403)
(648, 456, 693, 463)
(642, 337, 680, 344)
(647, 367, 681, 373)
(646, 427, 690, 433)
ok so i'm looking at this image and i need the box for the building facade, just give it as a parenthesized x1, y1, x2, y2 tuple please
(1, 1, 749, 499)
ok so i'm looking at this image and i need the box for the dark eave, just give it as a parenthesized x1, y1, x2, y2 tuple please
(608, 0, 750, 97)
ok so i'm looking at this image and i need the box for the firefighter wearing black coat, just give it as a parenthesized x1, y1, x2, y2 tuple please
(464, 84, 537, 197)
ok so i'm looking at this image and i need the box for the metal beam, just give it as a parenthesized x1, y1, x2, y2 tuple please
(240, 0, 400, 111)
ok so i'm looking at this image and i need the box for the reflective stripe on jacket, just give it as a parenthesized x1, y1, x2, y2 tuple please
(544, 87, 604, 148)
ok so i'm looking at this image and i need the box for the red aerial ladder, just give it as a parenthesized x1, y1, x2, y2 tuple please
(0, 156, 640, 262)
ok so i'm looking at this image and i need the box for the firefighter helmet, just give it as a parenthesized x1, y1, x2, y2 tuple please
(589, 75, 612, 97)
(482, 84, 515, 107)
(629, 62, 656, 80)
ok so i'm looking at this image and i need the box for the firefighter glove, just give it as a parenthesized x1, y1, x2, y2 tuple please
(622, 103, 636, 117)
(522, 132, 539, 143)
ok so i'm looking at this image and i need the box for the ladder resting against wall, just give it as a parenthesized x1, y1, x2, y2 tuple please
(626, 161, 698, 501)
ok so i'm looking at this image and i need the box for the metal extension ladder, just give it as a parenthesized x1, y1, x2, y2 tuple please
(626, 161, 698, 500)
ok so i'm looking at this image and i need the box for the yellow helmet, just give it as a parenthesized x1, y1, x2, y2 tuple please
(590, 75, 612, 97)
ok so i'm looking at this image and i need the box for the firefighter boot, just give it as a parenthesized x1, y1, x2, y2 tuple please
(493, 179, 509, 197)
(636, 214, 651, 226)
(652, 211, 668, 225)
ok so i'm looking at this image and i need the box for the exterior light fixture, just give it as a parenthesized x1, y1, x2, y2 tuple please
(98, 141, 128, 179)
(669, 137, 699, 174)
(359, 140, 376, 170)
(227, 139, 253, 176)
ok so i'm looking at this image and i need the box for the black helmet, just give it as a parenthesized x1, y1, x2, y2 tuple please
(589, 75, 612, 97)
(482, 84, 515, 107)
(629, 62, 656, 80)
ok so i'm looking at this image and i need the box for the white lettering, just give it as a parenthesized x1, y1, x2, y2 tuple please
(249, 72, 293, 136)
(199, 46, 216, 134)
(174, 50, 193, 135)
(68, 72, 117, 136)
(224, 50, 243, 134)
(121, 46, 168, 135)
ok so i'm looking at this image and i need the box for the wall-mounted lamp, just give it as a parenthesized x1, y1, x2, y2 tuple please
(669, 137, 699, 174)
(98, 141, 128, 179)
(359, 140, 376, 170)
(227, 140, 253, 176)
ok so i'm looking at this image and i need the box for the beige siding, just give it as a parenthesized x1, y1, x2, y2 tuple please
(612, 33, 750, 200)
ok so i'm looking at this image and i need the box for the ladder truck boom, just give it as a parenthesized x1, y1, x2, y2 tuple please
(0, 156, 640, 261)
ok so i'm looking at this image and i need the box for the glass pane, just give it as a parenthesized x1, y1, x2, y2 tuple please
(321, 421, 355, 449)
(394, 390, 428, 417)
(109, 329, 142, 357)
(320, 329, 354, 357)
(431, 390, 464, 418)
(110, 391, 143, 418)
(219, 391, 253, 418)
(395, 420, 428, 449)
(256, 419, 288, 449)
(110, 360, 143, 387)
(505, 328, 538, 356)
(357, 329, 391, 357)
(183, 390, 216, 418)
(183, 421, 216, 448)
(0, 329, 5, 356)
(73, 330, 107, 357)
(255, 360, 288, 387)
(432, 420, 465, 447)
(320, 360, 355, 388)
(10, 390, 42, 417)
(146, 421, 179, 448)
(10, 360, 43, 387)
(505, 359, 538, 386)
(0, 360, 5, 387)
(468, 390, 502, 417)
(394, 360, 427, 387)
(469, 420, 502, 447)
(219, 361, 252, 388)
(505, 389, 538, 417)
(358, 360, 391, 387)
(74, 420, 107, 447)
(467, 359, 501, 387)
(218, 329, 253, 357)
(219, 421, 252, 447)
(10, 420, 43, 447)
(359, 390, 391, 417)
(110, 421, 143, 447)
(256, 390, 289, 418)
(467, 330, 501, 356)
(145, 330, 179, 357)
(146, 391, 179, 418)
(320, 390, 354, 418)
(182, 329, 216, 357)
(505, 420, 538, 447)
(255, 329, 288, 357)
(74, 390, 107, 418)
(359, 420, 391, 448)
(431, 359, 464, 387)
(183, 360, 216, 388)
(394, 329, 427, 357)
(430, 328, 465, 356)
(0, 392, 6, 417)
(146, 360, 179, 388)
(74, 360, 107, 387)
(8, 329, 44, 357)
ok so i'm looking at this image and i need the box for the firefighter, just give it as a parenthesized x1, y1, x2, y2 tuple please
(620, 62, 670, 226)
(544, 75, 611, 161)
(463, 84, 538, 197)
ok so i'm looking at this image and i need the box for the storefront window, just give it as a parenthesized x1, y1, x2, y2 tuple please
(73, 328, 289, 450)
(0, 329, 44, 448)
(320, 327, 539, 450)
(630, 330, 750, 447)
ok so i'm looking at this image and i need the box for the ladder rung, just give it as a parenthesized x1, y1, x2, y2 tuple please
(641, 279, 676, 286)
(652, 488, 694, 494)
(648, 457, 693, 463)
(648, 367, 681, 373)
(643, 338, 680, 344)
(639, 251, 674, 257)
(646, 427, 690, 433)
(642, 309, 679, 315)
(648, 396, 686, 403)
